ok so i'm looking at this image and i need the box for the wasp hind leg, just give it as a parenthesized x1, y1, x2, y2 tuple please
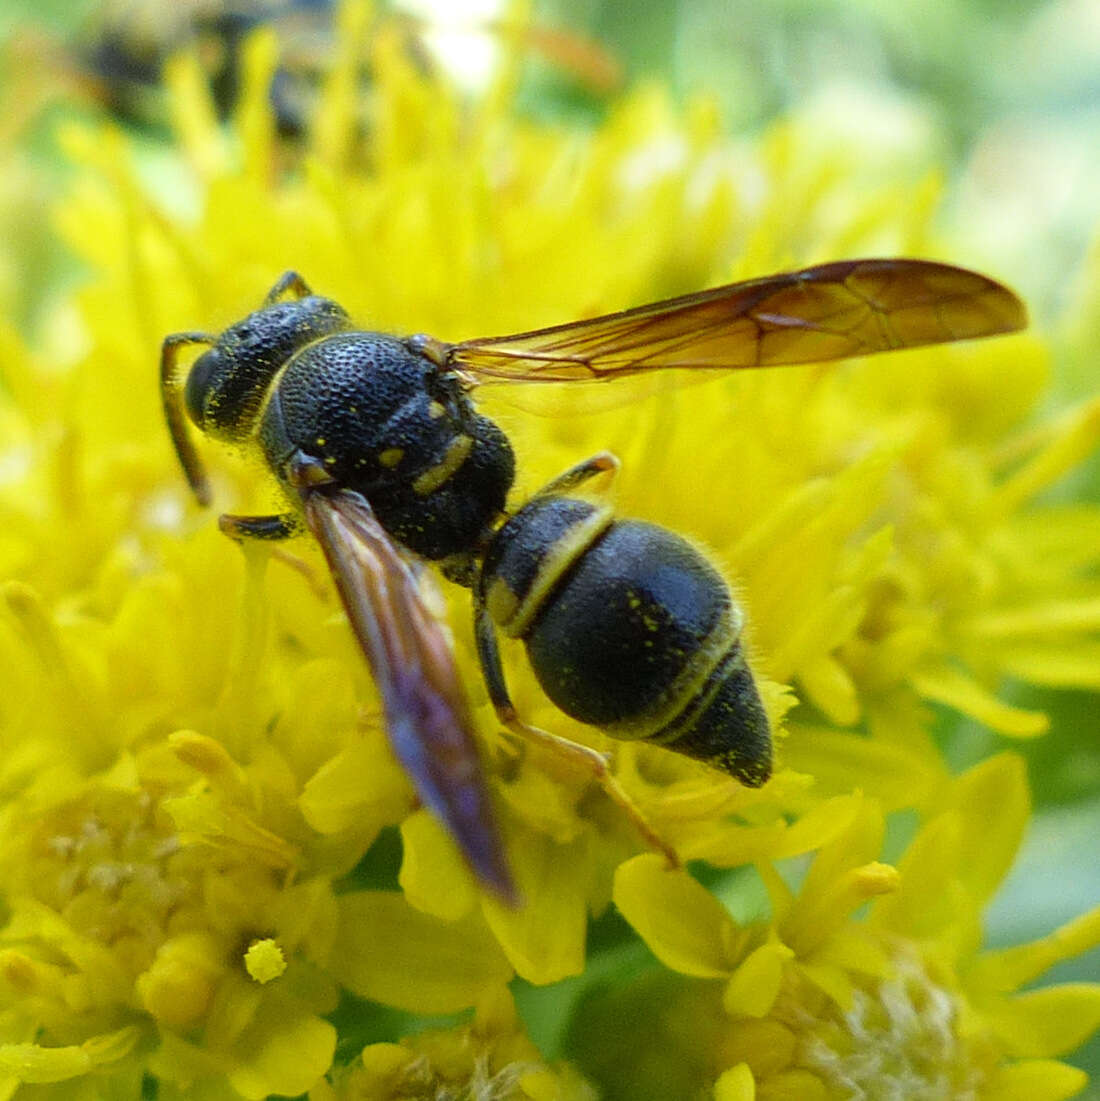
(473, 597, 680, 869)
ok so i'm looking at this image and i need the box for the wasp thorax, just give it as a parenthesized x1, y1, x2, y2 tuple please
(257, 331, 515, 560)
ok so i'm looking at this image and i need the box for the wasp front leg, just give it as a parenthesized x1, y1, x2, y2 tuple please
(160, 331, 217, 505)
(218, 512, 302, 541)
(218, 512, 324, 594)
(473, 596, 680, 869)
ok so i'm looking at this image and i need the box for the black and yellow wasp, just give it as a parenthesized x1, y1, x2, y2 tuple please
(161, 258, 1025, 902)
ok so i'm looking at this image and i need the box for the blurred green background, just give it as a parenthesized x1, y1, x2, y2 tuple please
(1, 0, 1097, 1092)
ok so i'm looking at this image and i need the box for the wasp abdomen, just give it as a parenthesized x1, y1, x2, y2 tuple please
(521, 518, 737, 729)
(646, 640, 772, 786)
(482, 501, 772, 783)
(482, 495, 613, 637)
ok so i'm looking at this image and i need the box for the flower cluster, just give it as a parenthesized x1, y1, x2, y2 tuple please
(0, 3, 1097, 1098)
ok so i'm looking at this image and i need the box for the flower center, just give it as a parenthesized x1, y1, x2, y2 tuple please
(798, 949, 991, 1101)
(24, 787, 193, 975)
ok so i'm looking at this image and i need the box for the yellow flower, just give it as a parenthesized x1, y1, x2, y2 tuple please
(607, 754, 1100, 1100)
(0, 2, 1096, 1097)
(313, 988, 596, 1101)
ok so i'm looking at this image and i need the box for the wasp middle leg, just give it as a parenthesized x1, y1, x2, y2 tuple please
(473, 596, 680, 868)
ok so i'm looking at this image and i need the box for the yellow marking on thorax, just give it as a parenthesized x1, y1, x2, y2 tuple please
(412, 434, 473, 495)
(379, 447, 404, 468)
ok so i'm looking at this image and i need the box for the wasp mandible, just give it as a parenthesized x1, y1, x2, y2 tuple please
(161, 259, 1026, 902)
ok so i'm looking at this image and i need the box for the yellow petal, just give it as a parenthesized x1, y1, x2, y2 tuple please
(806, 926, 893, 981)
(614, 854, 736, 978)
(981, 1059, 1088, 1101)
(144, 1030, 222, 1090)
(271, 877, 340, 958)
(781, 724, 944, 811)
(911, 665, 1048, 737)
(753, 1068, 827, 1101)
(0, 1044, 89, 1085)
(683, 794, 863, 867)
(169, 729, 248, 790)
(870, 812, 966, 940)
(1001, 642, 1100, 689)
(965, 597, 1100, 638)
(484, 832, 588, 984)
(359, 1042, 410, 1079)
(948, 752, 1029, 904)
(205, 972, 264, 1049)
(984, 984, 1100, 1057)
(311, 1078, 340, 1101)
(802, 958, 859, 1009)
(335, 891, 513, 1012)
(315, 0, 372, 168)
(756, 862, 795, 926)
(498, 760, 587, 844)
(990, 396, 1100, 515)
(136, 932, 224, 1030)
(226, 1002, 336, 1100)
(794, 799, 886, 932)
(298, 734, 411, 835)
(236, 28, 278, 183)
(717, 1019, 796, 1080)
(164, 53, 226, 177)
(798, 654, 860, 726)
(772, 794, 864, 858)
(0, 1028, 136, 1089)
(399, 807, 477, 921)
(722, 941, 794, 1017)
(971, 904, 1100, 993)
(713, 1062, 756, 1101)
(80, 1026, 142, 1066)
(678, 819, 791, 867)
(163, 792, 298, 868)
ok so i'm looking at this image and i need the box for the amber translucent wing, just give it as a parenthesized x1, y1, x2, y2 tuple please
(302, 488, 515, 903)
(449, 258, 1026, 382)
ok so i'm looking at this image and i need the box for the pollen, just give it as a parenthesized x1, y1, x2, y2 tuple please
(244, 938, 287, 984)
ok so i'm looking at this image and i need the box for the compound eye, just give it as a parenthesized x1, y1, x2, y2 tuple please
(184, 347, 221, 428)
